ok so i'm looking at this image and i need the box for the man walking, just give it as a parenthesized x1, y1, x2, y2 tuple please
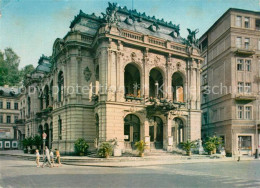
(41, 146, 52, 168)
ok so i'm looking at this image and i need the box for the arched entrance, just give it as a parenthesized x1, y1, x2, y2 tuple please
(124, 63, 141, 98)
(149, 116, 163, 149)
(172, 72, 184, 102)
(95, 114, 99, 146)
(172, 118, 184, 144)
(124, 114, 140, 149)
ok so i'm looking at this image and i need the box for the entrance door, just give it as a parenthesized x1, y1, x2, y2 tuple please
(149, 116, 163, 149)
(124, 114, 140, 149)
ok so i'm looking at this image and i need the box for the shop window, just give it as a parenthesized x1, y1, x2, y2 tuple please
(238, 136, 252, 150)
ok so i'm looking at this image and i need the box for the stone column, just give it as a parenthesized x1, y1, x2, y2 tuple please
(144, 118, 150, 151)
(165, 114, 173, 151)
(143, 48, 149, 99)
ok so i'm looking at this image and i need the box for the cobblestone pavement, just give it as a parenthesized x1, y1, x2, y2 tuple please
(0, 156, 259, 188)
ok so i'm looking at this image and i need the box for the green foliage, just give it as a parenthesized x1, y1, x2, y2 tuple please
(27, 136, 34, 149)
(208, 136, 222, 148)
(74, 138, 89, 155)
(20, 64, 34, 85)
(204, 141, 216, 152)
(135, 140, 146, 154)
(180, 140, 196, 153)
(22, 138, 29, 148)
(98, 142, 113, 158)
(0, 48, 34, 86)
(33, 135, 42, 149)
(0, 48, 21, 86)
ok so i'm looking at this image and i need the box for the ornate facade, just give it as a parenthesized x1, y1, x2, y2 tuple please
(24, 3, 202, 154)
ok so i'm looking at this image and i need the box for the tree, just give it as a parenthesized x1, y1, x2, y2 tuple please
(0, 48, 21, 86)
(20, 64, 34, 85)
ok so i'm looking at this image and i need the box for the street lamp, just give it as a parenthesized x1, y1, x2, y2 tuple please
(42, 132, 47, 159)
(255, 124, 259, 159)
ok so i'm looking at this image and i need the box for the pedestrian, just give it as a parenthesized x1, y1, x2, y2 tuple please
(35, 149, 40, 167)
(50, 150, 54, 167)
(41, 146, 52, 168)
(237, 148, 241, 162)
(55, 148, 62, 167)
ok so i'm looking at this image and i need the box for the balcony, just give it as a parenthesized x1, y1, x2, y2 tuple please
(234, 93, 257, 101)
(234, 45, 255, 56)
(125, 94, 143, 103)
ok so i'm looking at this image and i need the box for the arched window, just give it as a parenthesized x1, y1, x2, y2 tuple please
(95, 114, 99, 143)
(44, 85, 49, 107)
(58, 71, 64, 102)
(27, 96, 31, 116)
(172, 72, 184, 102)
(149, 68, 164, 98)
(38, 125, 43, 135)
(58, 116, 62, 140)
(124, 64, 141, 98)
(50, 80, 53, 104)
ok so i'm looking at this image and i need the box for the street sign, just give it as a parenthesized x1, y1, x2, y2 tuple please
(42, 132, 47, 140)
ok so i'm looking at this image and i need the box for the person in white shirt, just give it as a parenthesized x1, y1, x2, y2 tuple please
(41, 146, 52, 168)
(35, 149, 40, 167)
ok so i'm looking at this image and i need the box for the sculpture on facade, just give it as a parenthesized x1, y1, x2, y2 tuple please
(184, 28, 199, 47)
(84, 66, 92, 82)
(101, 2, 120, 26)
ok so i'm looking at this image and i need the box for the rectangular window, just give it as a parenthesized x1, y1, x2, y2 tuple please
(0, 115, 3, 123)
(245, 106, 252, 119)
(58, 117, 62, 140)
(14, 103, 18, 110)
(245, 60, 251, 71)
(258, 40, 260, 50)
(14, 116, 18, 123)
(237, 106, 243, 119)
(236, 37, 242, 48)
(245, 38, 250, 49)
(256, 19, 260, 30)
(238, 82, 244, 93)
(202, 74, 208, 85)
(238, 136, 252, 150)
(7, 102, 10, 109)
(0, 101, 2, 109)
(7, 116, 11, 123)
(203, 112, 208, 125)
(245, 83, 251, 93)
(237, 59, 243, 71)
(245, 17, 250, 28)
(236, 16, 242, 27)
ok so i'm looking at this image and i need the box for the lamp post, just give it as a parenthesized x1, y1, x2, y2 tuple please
(42, 132, 47, 159)
(255, 123, 259, 159)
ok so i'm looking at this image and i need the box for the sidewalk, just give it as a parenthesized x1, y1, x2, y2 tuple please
(0, 150, 257, 167)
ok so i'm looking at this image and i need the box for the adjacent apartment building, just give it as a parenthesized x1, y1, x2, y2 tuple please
(22, 3, 203, 154)
(199, 8, 260, 156)
(0, 86, 25, 150)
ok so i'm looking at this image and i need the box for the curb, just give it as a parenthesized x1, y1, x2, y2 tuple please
(1, 153, 258, 168)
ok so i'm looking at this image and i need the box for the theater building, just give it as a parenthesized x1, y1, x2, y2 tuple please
(24, 3, 202, 154)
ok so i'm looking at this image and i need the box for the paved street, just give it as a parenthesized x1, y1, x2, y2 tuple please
(0, 156, 260, 188)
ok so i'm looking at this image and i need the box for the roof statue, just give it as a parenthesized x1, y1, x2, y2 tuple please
(184, 28, 199, 48)
(101, 2, 120, 26)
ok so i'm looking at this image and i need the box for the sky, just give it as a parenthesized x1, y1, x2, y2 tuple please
(0, 0, 260, 68)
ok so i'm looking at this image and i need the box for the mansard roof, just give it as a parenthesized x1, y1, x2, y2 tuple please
(35, 55, 52, 73)
(69, 2, 183, 43)
(0, 86, 20, 97)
